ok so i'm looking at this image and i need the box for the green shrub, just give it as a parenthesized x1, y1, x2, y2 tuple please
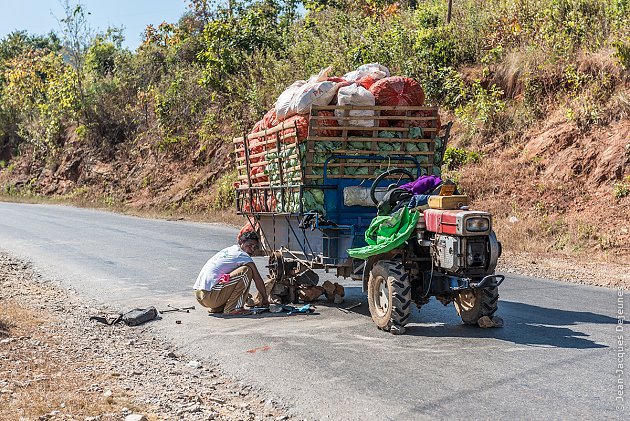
(455, 81, 506, 136)
(613, 40, 630, 70)
(442, 147, 481, 171)
(212, 170, 237, 209)
(422, 66, 466, 108)
(613, 176, 630, 199)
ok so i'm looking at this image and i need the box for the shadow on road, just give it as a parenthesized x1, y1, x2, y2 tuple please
(406, 300, 616, 349)
(322, 287, 614, 349)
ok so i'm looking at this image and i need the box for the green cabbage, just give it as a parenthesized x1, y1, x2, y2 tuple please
(409, 127, 423, 139)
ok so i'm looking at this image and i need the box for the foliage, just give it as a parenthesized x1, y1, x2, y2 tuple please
(442, 147, 481, 171)
(1, 50, 78, 150)
(0, 0, 628, 209)
(211, 170, 237, 209)
(613, 40, 630, 70)
(613, 176, 630, 199)
(455, 81, 506, 136)
(197, 0, 290, 88)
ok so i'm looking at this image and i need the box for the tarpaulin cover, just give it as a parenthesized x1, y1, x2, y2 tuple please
(347, 207, 420, 259)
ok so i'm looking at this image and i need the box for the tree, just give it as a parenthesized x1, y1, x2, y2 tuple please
(57, 0, 93, 122)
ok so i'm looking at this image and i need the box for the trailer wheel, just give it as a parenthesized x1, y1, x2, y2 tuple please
(368, 260, 412, 332)
(454, 286, 499, 325)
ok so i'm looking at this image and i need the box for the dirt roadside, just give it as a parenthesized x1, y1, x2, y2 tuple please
(497, 251, 630, 289)
(0, 252, 292, 421)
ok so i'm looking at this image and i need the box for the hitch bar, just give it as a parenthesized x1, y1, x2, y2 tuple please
(470, 274, 505, 289)
(449, 274, 505, 292)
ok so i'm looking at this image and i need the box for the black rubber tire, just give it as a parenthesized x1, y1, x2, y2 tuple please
(367, 260, 412, 332)
(454, 287, 499, 325)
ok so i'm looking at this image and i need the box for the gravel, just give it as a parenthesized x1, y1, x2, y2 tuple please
(0, 252, 292, 421)
(497, 251, 630, 288)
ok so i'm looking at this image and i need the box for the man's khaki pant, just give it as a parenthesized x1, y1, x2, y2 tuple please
(195, 265, 252, 314)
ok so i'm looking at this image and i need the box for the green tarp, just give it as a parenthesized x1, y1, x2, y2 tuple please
(347, 207, 420, 260)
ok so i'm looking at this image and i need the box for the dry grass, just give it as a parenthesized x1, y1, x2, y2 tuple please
(0, 299, 138, 420)
(494, 213, 630, 263)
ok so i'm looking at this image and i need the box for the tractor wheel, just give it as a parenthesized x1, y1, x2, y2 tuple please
(367, 260, 412, 333)
(454, 286, 499, 325)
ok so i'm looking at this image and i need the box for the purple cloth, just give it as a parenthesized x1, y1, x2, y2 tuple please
(399, 175, 442, 195)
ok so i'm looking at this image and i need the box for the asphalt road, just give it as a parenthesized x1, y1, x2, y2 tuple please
(0, 202, 627, 420)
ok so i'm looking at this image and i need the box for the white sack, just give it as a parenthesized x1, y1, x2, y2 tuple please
(335, 84, 375, 127)
(291, 81, 341, 115)
(343, 62, 390, 82)
(275, 67, 334, 121)
(275, 80, 306, 121)
(307, 66, 333, 84)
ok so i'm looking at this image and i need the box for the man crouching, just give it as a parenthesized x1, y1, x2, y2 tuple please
(194, 231, 269, 315)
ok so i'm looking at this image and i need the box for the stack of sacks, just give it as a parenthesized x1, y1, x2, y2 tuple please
(275, 67, 349, 121)
(344, 63, 390, 85)
(335, 63, 390, 140)
(335, 84, 376, 133)
(241, 64, 443, 211)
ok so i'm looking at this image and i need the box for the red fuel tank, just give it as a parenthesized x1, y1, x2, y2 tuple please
(423, 209, 492, 236)
(423, 209, 459, 235)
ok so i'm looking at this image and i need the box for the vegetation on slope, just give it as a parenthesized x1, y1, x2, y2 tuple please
(0, 0, 628, 257)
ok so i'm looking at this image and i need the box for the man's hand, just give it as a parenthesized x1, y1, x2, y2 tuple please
(248, 263, 269, 308)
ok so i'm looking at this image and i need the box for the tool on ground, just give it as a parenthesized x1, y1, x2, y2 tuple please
(159, 304, 196, 314)
(248, 307, 269, 315)
(337, 302, 361, 314)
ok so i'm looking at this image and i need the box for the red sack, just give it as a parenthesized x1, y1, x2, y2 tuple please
(314, 110, 340, 137)
(261, 108, 279, 130)
(266, 194, 277, 211)
(280, 115, 309, 142)
(248, 138, 266, 163)
(369, 76, 425, 115)
(391, 110, 441, 129)
(356, 75, 378, 90)
(327, 76, 347, 83)
(250, 165, 267, 182)
(251, 119, 264, 134)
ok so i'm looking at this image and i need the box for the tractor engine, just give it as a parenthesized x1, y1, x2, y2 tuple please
(422, 209, 501, 277)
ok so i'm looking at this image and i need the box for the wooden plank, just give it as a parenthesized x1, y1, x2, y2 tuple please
(233, 120, 298, 144)
(307, 136, 435, 142)
(371, 109, 380, 154)
(309, 163, 429, 168)
(340, 109, 349, 177)
(244, 148, 300, 161)
(306, 109, 316, 184)
(305, 126, 438, 132)
(247, 120, 298, 139)
(235, 153, 300, 165)
(238, 174, 301, 182)
(312, 105, 439, 111)
(248, 160, 297, 170)
(311, 115, 438, 122)
(305, 149, 433, 156)
(241, 136, 298, 154)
